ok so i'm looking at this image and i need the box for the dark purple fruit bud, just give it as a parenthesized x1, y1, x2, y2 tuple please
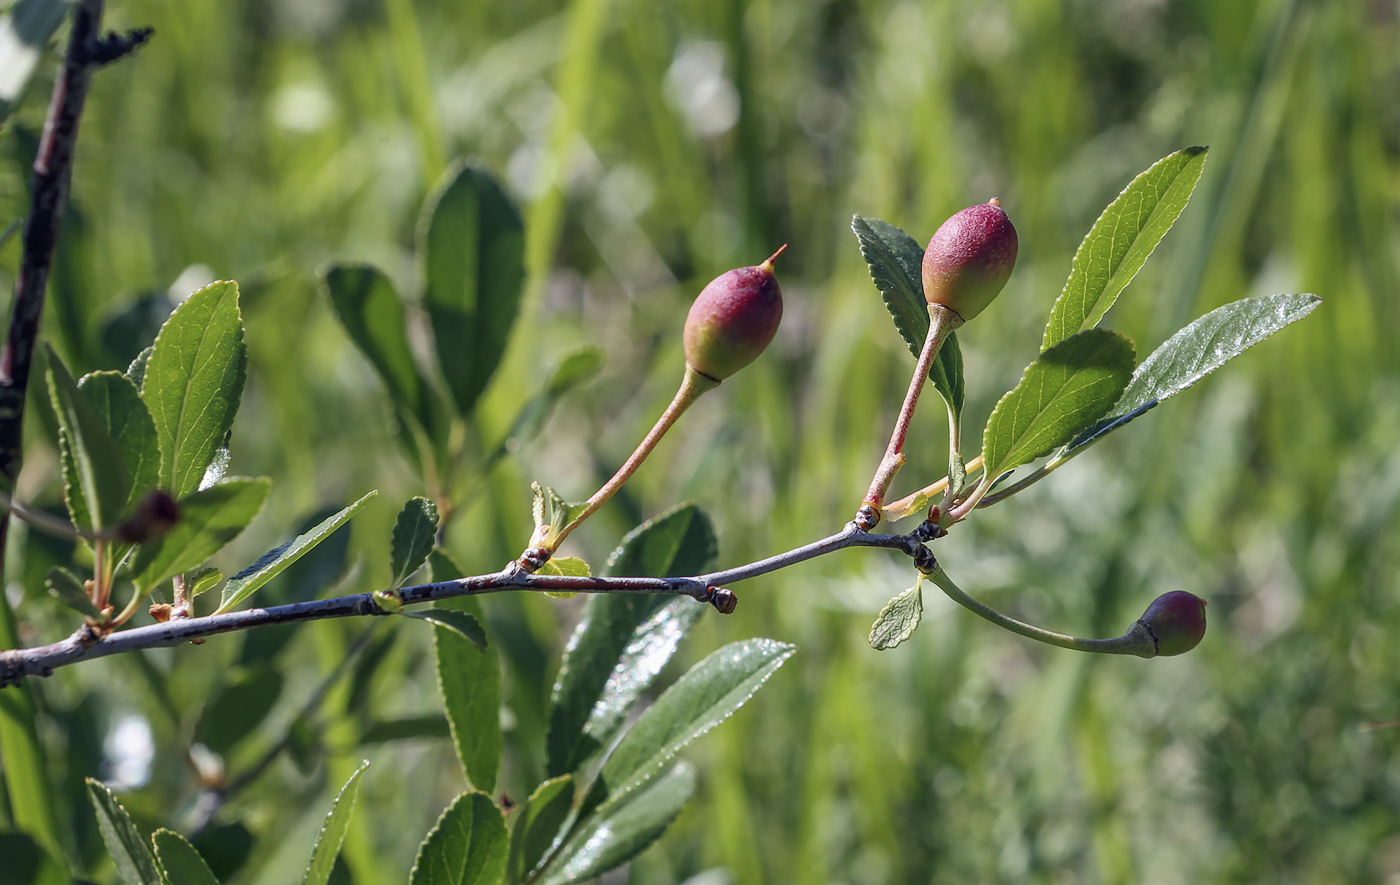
(683, 246, 785, 381)
(114, 490, 180, 544)
(1136, 590, 1207, 656)
(922, 199, 1018, 321)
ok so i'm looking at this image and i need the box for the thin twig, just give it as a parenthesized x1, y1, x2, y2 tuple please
(0, 523, 937, 687)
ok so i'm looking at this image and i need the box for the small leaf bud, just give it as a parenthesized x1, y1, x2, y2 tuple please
(922, 199, 1018, 322)
(683, 246, 785, 381)
(1135, 590, 1207, 656)
(114, 490, 180, 544)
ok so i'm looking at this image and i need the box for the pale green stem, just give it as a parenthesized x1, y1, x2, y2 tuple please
(928, 567, 1156, 657)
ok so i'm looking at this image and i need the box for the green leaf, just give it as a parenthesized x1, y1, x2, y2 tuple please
(540, 762, 694, 885)
(582, 639, 794, 817)
(193, 664, 284, 755)
(87, 779, 163, 885)
(152, 829, 219, 885)
(187, 568, 222, 598)
(1067, 293, 1322, 453)
(0, 681, 62, 862)
(126, 345, 153, 389)
(390, 497, 439, 589)
(358, 715, 451, 744)
(869, 578, 924, 651)
(545, 503, 716, 778)
(46, 346, 129, 533)
(982, 330, 1135, 478)
(0, 831, 67, 885)
(216, 491, 376, 613)
(1041, 147, 1208, 350)
(405, 609, 487, 651)
(427, 547, 462, 583)
(434, 598, 502, 793)
(528, 483, 588, 551)
(130, 478, 272, 595)
(80, 372, 161, 514)
(408, 791, 509, 885)
(322, 263, 424, 415)
(850, 215, 965, 415)
(141, 280, 248, 499)
(301, 760, 369, 885)
(506, 775, 574, 885)
(485, 346, 605, 470)
(45, 566, 98, 619)
(536, 555, 590, 598)
(420, 161, 525, 415)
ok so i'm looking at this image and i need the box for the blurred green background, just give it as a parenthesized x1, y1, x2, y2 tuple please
(2, 0, 1399, 881)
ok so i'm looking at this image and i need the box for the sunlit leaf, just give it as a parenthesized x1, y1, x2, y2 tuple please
(80, 371, 160, 514)
(982, 330, 1135, 477)
(391, 496, 439, 589)
(408, 791, 508, 885)
(537, 555, 590, 598)
(1042, 147, 1208, 350)
(507, 775, 574, 884)
(130, 478, 272, 595)
(301, 760, 369, 885)
(529, 482, 588, 551)
(435, 597, 502, 793)
(46, 346, 129, 533)
(869, 578, 924, 651)
(152, 828, 219, 885)
(87, 779, 163, 885)
(142, 280, 247, 499)
(545, 502, 715, 777)
(420, 161, 525, 415)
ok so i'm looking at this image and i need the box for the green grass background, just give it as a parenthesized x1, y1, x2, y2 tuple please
(3, 0, 1399, 881)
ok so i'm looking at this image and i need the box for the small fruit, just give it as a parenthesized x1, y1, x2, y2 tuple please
(683, 246, 785, 381)
(114, 490, 180, 544)
(922, 199, 1018, 321)
(1135, 590, 1207, 656)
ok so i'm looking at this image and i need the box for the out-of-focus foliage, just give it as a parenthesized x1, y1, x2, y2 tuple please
(0, 0, 1397, 881)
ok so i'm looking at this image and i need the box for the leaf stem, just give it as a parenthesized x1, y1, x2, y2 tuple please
(927, 567, 1156, 657)
(881, 455, 985, 521)
(859, 304, 962, 525)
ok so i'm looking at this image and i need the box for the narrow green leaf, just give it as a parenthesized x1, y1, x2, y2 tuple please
(301, 760, 369, 885)
(46, 346, 129, 533)
(434, 598, 502, 793)
(391, 497, 439, 589)
(405, 609, 487, 651)
(216, 491, 376, 613)
(45, 566, 98, 618)
(850, 215, 965, 415)
(152, 829, 219, 885)
(546, 503, 715, 778)
(322, 263, 424, 413)
(130, 478, 270, 595)
(358, 715, 451, 744)
(80, 372, 161, 514)
(1042, 147, 1208, 350)
(141, 280, 248, 499)
(541, 763, 694, 885)
(187, 568, 222, 598)
(506, 775, 574, 884)
(408, 791, 509, 885)
(86, 779, 163, 885)
(126, 345, 154, 389)
(982, 330, 1135, 477)
(420, 161, 525, 415)
(488, 347, 605, 467)
(1067, 293, 1322, 452)
(869, 578, 924, 651)
(0, 683, 62, 862)
(193, 665, 284, 755)
(583, 639, 794, 817)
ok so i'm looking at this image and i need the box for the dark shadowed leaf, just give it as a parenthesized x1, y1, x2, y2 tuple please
(408, 791, 508, 885)
(87, 779, 163, 885)
(46, 566, 99, 618)
(193, 664, 284, 755)
(301, 760, 369, 885)
(322, 263, 423, 415)
(46, 346, 128, 533)
(435, 597, 502, 793)
(390, 497, 439, 589)
(420, 161, 525, 415)
(405, 609, 486, 650)
(507, 775, 574, 884)
(152, 829, 219, 885)
(80, 371, 160, 514)
(486, 346, 605, 471)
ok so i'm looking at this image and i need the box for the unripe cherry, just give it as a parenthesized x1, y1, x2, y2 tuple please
(683, 246, 785, 382)
(922, 199, 1018, 322)
(1135, 590, 1207, 656)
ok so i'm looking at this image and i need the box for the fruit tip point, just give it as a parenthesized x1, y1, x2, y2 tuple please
(988, 197, 1000, 207)
(762, 244, 789, 269)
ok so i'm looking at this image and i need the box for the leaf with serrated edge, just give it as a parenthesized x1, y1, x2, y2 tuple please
(46, 347, 129, 533)
(435, 597, 502, 793)
(1042, 147, 1208, 350)
(507, 775, 574, 884)
(46, 566, 99, 618)
(850, 215, 965, 415)
(80, 371, 160, 514)
(529, 483, 588, 549)
(301, 760, 369, 885)
(142, 280, 247, 499)
(187, 567, 222, 598)
(420, 161, 525, 415)
(391, 497, 439, 589)
(408, 791, 508, 885)
(130, 478, 271, 595)
(541, 763, 695, 885)
(1067, 293, 1321, 452)
(546, 503, 715, 778)
(537, 555, 590, 598)
(87, 779, 163, 885)
(869, 579, 924, 651)
(405, 609, 487, 650)
(127, 345, 153, 388)
(216, 491, 376, 613)
(982, 330, 1135, 477)
(582, 639, 794, 819)
(152, 829, 219, 885)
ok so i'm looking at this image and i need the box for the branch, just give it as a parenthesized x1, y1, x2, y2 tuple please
(0, 522, 940, 687)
